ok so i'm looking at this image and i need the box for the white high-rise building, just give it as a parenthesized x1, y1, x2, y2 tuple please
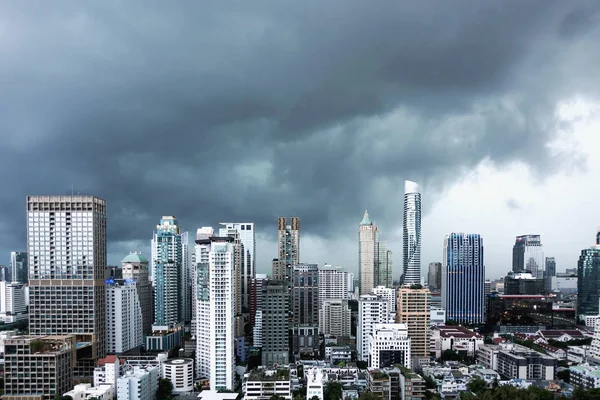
(372, 285, 396, 314)
(117, 365, 159, 400)
(402, 181, 422, 285)
(318, 264, 351, 306)
(357, 294, 389, 361)
(106, 279, 143, 354)
(368, 323, 411, 368)
(253, 310, 263, 347)
(320, 299, 351, 337)
(359, 210, 378, 295)
(0, 281, 26, 317)
(220, 222, 256, 310)
(195, 230, 235, 390)
(181, 232, 192, 325)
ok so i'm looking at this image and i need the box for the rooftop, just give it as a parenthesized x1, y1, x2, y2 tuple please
(436, 325, 482, 339)
(121, 252, 149, 264)
(247, 369, 291, 381)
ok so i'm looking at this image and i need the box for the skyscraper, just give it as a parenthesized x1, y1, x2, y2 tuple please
(180, 231, 192, 325)
(10, 251, 27, 284)
(512, 235, 544, 278)
(121, 252, 153, 335)
(359, 210, 378, 295)
(27, 195, 107, 378)
(427, 262, 442, 291)
(318, 264, 351, 306)
(273, 217, 300, 288)
(545, 257, 557, 278)
(261, 281, 290, 367)
(402, 180, 422, 285)
(105, 278, 143, 354)
(218, 225, 245, 346)
(577, 244, 600, 319)
(375, 241, 393, 288)
(292, 263, 319, 357)
(396, 287, 430, 367)
(195, 231, 235, 390)
(442, 233, 485, 324)
(357, 294, 389, 362)
(151, 216, 182, 328)
(220, 222, 256, 311)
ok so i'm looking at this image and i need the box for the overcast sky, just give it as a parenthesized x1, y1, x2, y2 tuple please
(1, 1, 599, 280)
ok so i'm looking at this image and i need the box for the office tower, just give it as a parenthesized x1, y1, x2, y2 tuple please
(372, 285, 396, 314)
(402, 181, 422, 285)
(10, 251, 27, 284)
(261, 281, 290, 367)
(359, 210, 378, 295)
(512, 235, 544, 278)
(484, 280, 491, 319)
(273, 217, 300, 286)
(545, 257, 557, 278)
(504, 272, 545, 295)
(320, 299, 351, 337)
(27, 195, 106, 379)
(442, 233, 485, 324)
(577, 244, 600, 318)
(427, 262, 442, 291)
(375, 241, 393, 288)
(220, 222, 256, 311)
(122, 252, 153, 335)
(396, 287, 430, 367)
(4, 335, 76, 399)
(357, 294, 389, 361)
(105, 278, 143, 354)
(249, 274, 268, 332)
(180, 231, 192, 325)
(318, 264, 351, 306)
(151, 216, 182, 328)
(0, 281, 27, 322)
(292, 263, 319, 357)
(368, 323, 411, 369)
(195, 232, 235, 390)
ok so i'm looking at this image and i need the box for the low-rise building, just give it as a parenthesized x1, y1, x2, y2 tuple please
(367, 369, 391, 400)
(306, 368, 325, 400)
(162, 358, 194, 393)
(369, 323, 411, 369)
(430, 325, 483, 359)
(570, 364, 600, 389)
(63, 383, 114, 400)
(496, 345, 557, 380)
(568, 346, 589, 364)
(399, 367, 425, 399)
(242, 369, 292, 400)
(325, 346, 352, 365)
(117, 365, 160, 400)
(476, 344, 501, 371)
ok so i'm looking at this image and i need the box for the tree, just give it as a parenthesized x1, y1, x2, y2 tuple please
(358, 392, 379, 400)
(423, 375, 437, 389)
(466, 376, 486, 395)
(324, 381, 343, 400)
(557, 368, 570, 382)
(157, 378, 174, 400)
(310, 396, 320, 400)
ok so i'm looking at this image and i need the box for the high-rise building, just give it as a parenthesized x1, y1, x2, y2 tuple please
(218, 225, 245, 341)
(292, 263, 319, 357)
(273, 217, 300, 287)
(0, 281, 27, 322)
(261, 281, 290, 367)
(504, 272, 545, 295)
(121, 252, 153, 335)
(357, 294, 390, 362)
(359, 210, 378, 295)
(396, 287, 430, 367)
(195, 232, 235, 390)
(512, 235, 544, 278)
(427, 262, 442, 291)
(10, 252, 27, 284)
(402, 181, 422, 285)
(27, 195, 107, 379)
(372, 285, 396, 314)
(220, 222, 256, 311)
(180, 231, 192, 325)
(320, 299, 351, 337)
(375, 241, 393, 288)
(151, 216, 182, 329)
(577, 244, 600, 319)
(105, 278, 143, 354)
(545, 257, 557, 278)
(318, 264, 351, 306)
(249, 274, 268, 332)
(442, 233, 485, 324)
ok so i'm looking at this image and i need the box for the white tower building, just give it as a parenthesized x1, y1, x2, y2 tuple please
(318, 264, 351, 306)
(357, 294, 389, 361)
(220, 222, 256, 310)
(359, 210, 378, 295)
(106, 279, 143, 354)
(368, 323, 411, 368)
(402, 181, 422, 285)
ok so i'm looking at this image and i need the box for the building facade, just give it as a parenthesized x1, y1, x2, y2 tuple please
(220, 222, 256, 311)
(512, 235, 544, 278)
(0, 281, 27, 322)
(375, 241, 392, 288)
(261, 281, 290, 367)
(402, 181, 421, 285)
(545, 257, 557, 278)
(396, 287, 430, 365)
(292, 263, 320, 357)
(273, 217, 300, 290)
(318, 265, 351, 306)
(427, 262, 442, 291)
(27, 195, 107, 379)
(320, 299, 351, 337)
(106, 278, 143, 354)
(442, 233, 485, 324)
(121, 252, 153, 335)
(359, 210, 378, 295)
(578, 245, 600, 319)
(368, 323, 411, 369)
(358, 295, 390, 362)
(10, 251, 27, 284)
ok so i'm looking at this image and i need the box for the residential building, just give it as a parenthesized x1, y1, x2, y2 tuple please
(430, 325, 483, 359)
(399, 367, 426, 400)
(121, 252, 153, 335)
(496, 345, 556, 380)
(396, 286, 430, 366)
(63, 383, 114, 400)
(93, 355, 121, 388)
(27, 195, 107, 379)
(578, 244, 600, 319)
(220, 222, 256, 311)
(442, 233, 485, 324)
(325, 346, 352, 364)
(249, 274, 268, 346)
(261, 281, 290, 367)
(428, 262, 442, 291)
(570, 364, 600, 389)
(10, 251, 27, 284)
(372, 285, 396, 314)
(402, 180, 422, 286)
(368, 323, 411, 369)
(162, 358, 194, 393)
(273, 217, 300, 291)
(117, 365, 159, 400)
(105, 278, 143, 354)
(359, 210, 378, 295)
(367, 369, 391, 400)
(512, 235, 544, 278)
(195, 232, 236, 390)
(180, 231, 192, 325)
(292, 263, 319, 357)
(318, 264, 351, 306)
(375, 240, 393, 288)
(477, 344, 501, 370)
(0, 281, 27, 323)
(151, 216, 183, 329)
(3, 335, 76, 400)
(320, 299, 351, 337)
(358, 295, 390, 362)
(242, 369, 292, 400)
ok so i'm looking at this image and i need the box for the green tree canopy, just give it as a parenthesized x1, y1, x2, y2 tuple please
(157, 378, 174, 400)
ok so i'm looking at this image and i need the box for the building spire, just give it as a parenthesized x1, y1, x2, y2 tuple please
(360, 209, 371, 225)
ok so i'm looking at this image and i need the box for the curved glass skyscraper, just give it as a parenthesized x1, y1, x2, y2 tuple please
(402, 180, 422, 285)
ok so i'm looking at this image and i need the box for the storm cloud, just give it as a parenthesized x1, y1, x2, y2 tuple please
(0, 1, 598, 273)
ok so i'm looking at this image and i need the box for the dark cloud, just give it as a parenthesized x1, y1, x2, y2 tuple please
(0, 1, 598, 268)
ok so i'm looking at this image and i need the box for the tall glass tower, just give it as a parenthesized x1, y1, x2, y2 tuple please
(512, 235, 544, 278)
(402, 180, 421, 285)
(442, 233, 485, 324)
(577, 244, 600, 319)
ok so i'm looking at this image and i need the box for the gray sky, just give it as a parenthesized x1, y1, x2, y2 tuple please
(1, 1, 599, 279)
